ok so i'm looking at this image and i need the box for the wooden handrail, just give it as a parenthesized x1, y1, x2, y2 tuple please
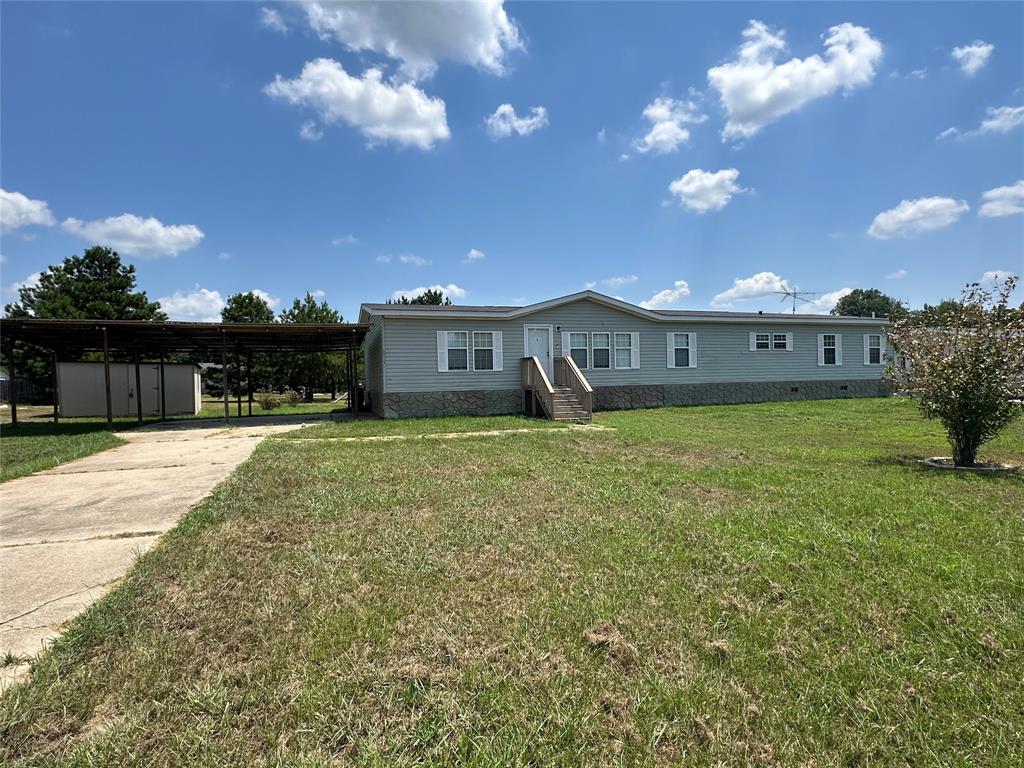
(521, 356, 555, 418)
(555, 355, 593, 418)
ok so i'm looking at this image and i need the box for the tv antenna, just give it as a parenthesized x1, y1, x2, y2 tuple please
(774, 287, 819, 314)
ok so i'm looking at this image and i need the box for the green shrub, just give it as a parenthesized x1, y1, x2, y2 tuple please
(258, 393, 283, 410)
(281, 389, 302, 404)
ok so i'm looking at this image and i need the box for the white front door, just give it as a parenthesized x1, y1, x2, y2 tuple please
(526, 326, 551, 379)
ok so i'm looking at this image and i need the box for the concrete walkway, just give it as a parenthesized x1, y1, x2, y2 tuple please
(0, 416, 321, 687)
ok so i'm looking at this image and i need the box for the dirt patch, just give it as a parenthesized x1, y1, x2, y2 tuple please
(583, 620, 639, 664)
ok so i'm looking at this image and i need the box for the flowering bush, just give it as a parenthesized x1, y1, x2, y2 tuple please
(886, 275, 1023, 467)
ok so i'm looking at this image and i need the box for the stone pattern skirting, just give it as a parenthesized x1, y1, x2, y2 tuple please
(378, 389, 522, 419)
(592, 379, 889, 411)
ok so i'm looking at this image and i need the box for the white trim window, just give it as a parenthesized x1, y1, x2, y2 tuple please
(863, 333, 882, 365)
(749, 331, 792, 351)
(445, 331, 469, 370)
(614, 332, 639, 369)
(473, 331, 494, 371)
(591, 332, 610, 369)
(568, 332, 589, 369)
(667, 332, 697, 368)
(817, 333, 842, 366)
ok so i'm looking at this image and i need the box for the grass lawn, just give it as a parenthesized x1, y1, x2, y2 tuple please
(0, 422, 126, 483)
(1, 398, 1021, 765)
(284, 413, 570, 439)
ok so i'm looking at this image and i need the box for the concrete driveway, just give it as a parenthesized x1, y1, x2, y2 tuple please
(0, 415, 325, 687)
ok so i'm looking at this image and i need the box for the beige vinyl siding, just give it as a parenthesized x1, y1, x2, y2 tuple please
(378, 298, 887, 393)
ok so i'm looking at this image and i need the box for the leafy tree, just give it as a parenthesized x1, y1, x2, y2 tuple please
(914, 298, 983, 328)
(831, 288, 907, 319)
(4, 246, 165, 321)
(3, 247, 165, 401)
(221, 292, 276, 324)
(886, 275, 1023, 467)
(387, 288, 452, 305)
(278, 293, 344, 400)
(220, 292, 277, 395)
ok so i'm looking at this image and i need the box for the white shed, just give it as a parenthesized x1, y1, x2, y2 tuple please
(57, 361, 201, 418)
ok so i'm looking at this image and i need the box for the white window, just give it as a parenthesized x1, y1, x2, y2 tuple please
(569, 332, 589, 369)
(817, 333, 842, 366)
(446, 331, 468, 370)
(473, 332, 493, 371)
(666, 332, 697, 368)
(864, 334, 882, 365)
(592, 332, 610, 369)
(614, 332, 639, 369)
(749, 331, 792, 351)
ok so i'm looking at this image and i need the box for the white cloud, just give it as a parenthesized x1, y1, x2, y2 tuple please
(801, 287, 854, 314)
(298, 120, 323, 141)
(157, 287, 225, 323)
(939, 105, 1024, 140)
(886, 269, 907, 280)
(308, 289, 327, 299)
(250, 288, 281, 309)
(0, 188, 56, 234)
(980, 269, 1013, 285)
(868, 197, 969, 239)
(332, 234, 358, 246)
(634, 97, 706, 154)
(979, 179, 1024, 218)
(603, 274, 639, 288)
(583, 281, 597, 290)
(399, 253, 430, 266)
(668, 168, 745, 213)
(8, 271, 41, 294)
(596, 128, 607, 143)
(640, 280, 691, 310)
(302, 0, 522, 81)
(375, 254, 392, 263)
(485, 104, 548, 139)
(60, 213, 204, 256)
(260, 7, 288, 34)
(216, 251, 232, 261)
(391, 283, 467, 301)
(908, 68, 927, 80)
(952, 40, 994, 76)
(711, 271, 790, 308)
(707, 20, 883, 141)
(265, 58, 450, 150)
(463, 248, 486, 263)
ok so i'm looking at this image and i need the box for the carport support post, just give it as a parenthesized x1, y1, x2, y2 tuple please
(221, 331, 229, 424)
(235, 347, 242, 418)
(133, 345, 143, 425)
(52, 350, 59, 423)
(102, 327, 113, 430)
(7, 336, 17, 426)
(246, 351, 253, 416)
(159, 350, 166, 420)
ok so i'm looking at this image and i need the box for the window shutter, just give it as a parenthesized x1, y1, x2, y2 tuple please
(786, 332, 793, 351)
(630, 332, 640, 368)
(666, 332, 675, 368)
(689, 332, 697, 368)
(749, 332, 757, 351)
(561, 331, 571, 359)
(835, 334, 843, 366)
(817, 334, 825, 367)
(493, 331, 503, 372)
(437, 331, 448, 372)
(863, 334, 870, 365)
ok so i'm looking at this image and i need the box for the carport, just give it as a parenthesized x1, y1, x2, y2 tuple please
(0, 318, 369, 427)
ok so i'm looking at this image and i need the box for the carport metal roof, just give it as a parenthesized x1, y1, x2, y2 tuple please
(0, 318, 369, 354)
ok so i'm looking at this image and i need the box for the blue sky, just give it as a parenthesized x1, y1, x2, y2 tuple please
(1, 1, 1022, 322)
